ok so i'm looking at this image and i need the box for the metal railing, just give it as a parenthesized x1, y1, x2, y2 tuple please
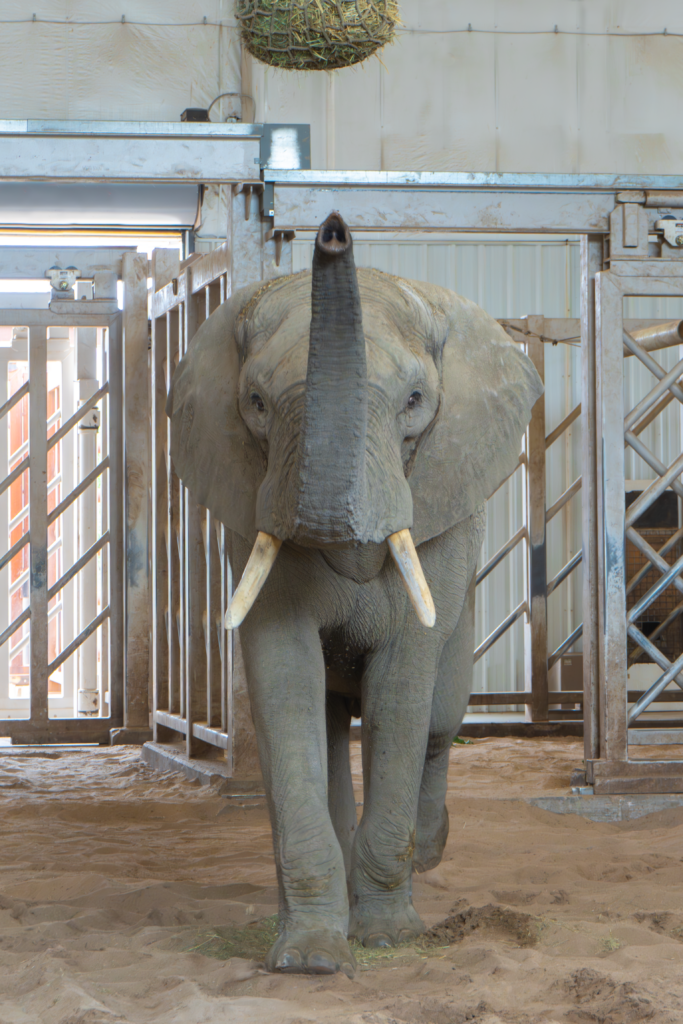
(150, 244, 236, 763)
(469, 315, 683, 724)
(0, 312, 123, 744)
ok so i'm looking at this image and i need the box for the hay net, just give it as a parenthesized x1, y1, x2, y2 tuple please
(236, 0, 399, 71)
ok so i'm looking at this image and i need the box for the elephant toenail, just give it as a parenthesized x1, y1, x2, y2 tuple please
(307, 952, 336, 974)
(365, 933, 392, 948)
(397, 929, 415, 942)
(276, 949, 303, 972)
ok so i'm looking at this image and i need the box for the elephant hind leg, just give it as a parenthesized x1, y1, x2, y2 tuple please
(326, 692, 358, 878)
(414, 573, 476, 873)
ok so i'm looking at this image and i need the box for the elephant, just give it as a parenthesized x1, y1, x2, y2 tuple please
(168, 213, 543, 978)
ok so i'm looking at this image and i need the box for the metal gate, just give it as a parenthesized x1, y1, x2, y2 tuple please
(0, 247, 142, 744)
(150, 243, 257, 770)
(467, 314, 683, 725)
(588, 232, 683, 792)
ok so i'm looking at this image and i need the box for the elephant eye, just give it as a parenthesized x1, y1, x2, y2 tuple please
(406, 390, 422, 410)
(250, 392, 265, 413)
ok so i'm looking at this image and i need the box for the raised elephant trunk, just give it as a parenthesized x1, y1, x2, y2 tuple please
(294, 211, 368, 544)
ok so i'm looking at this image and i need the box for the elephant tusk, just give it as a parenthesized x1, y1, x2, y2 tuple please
(387, 529, 436, 628)
(224, 532, 282, 630)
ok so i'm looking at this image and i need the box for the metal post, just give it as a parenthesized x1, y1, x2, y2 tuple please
(150, 311, 167, 741)
(28, 326, 48, 726)
(595, 271, 629, 764)
(182, 270, 205, 758)
(107, 315, 124, 727)
(74, 281, 99, 716)
(150, 250, 181, 739)
(524, 333, 548, 722)
(581, 235, 603, 764)
(121, 252, 152, 738)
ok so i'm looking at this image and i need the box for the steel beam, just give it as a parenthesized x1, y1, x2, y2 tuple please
(0, 247, 135, 279)
(272, 185, 619, 234)
(0, 129, 261, 184)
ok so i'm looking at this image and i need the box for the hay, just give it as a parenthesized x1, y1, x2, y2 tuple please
(236, 0, 399, 71)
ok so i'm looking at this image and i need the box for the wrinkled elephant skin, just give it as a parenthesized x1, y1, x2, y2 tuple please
(168, 213, 543, 976)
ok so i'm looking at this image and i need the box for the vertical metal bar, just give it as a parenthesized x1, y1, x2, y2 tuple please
(107, 315, 125, 725)
(167, 309, 181, 715)
(59, 344, 77, 712)
(182, 272, 204, 756)
(179, 480, 186, 721)
(122, 252, 150, 733)
(74, 281, 99, 717)
(185, 494, 207, 754)
(177, 304, 187, 724)
(151, 308, 169, 739)
(230, 182, 263, 291)
(595, 271, 629, 763)
(29, 327, 48, 726)
(0, 353, 10, 713)
(581, 235, 603, 764)
(525, 337, 549, 722)
(205, 508, 212, 726)
(99, 329, 109, 716)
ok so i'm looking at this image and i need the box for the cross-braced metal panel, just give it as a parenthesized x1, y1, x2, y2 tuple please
(150, 245, 236, 763)
(590, 266, 683, 792)
(0, 314, 123, 744)
(467, 331, 585, 720)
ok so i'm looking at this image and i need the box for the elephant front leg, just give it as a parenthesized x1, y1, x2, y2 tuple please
(349, 637, 437, 948)
(238, 611, 355, 977)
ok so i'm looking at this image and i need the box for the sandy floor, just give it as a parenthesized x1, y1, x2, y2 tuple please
(1, 737, 682, 1024)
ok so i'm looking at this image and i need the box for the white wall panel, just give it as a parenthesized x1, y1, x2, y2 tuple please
(0, 1, 240, 122)
(250, 0, 683, 175)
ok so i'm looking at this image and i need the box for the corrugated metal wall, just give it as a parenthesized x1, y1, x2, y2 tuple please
(293, 237, 683, 695)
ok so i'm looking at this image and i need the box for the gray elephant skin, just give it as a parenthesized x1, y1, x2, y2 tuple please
(168, 214, 543, 977)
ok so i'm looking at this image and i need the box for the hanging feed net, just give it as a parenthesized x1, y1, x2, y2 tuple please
(236, 0, 400, 72)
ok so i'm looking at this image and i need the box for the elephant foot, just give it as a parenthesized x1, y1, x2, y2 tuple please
(265, 925, 356, 978)
(348, 902, 425, 948)
(414, 804, 449, 873)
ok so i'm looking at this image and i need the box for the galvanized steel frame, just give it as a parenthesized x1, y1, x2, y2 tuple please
(588, 262, 683, 793)
(150, 244, 235, 761)
(0, 304, 124, 744)
(4, 122, 683, 784)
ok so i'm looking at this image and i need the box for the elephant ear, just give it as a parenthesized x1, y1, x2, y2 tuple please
(167, 282, 267, 542)
(404, 281, 544, 546)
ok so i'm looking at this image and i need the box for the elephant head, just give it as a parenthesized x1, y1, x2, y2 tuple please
(168, 213, 543, 627)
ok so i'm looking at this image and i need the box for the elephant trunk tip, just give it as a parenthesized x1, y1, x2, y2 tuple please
(316, 212, 352, 257)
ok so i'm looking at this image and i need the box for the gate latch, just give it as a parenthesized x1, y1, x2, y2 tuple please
(656, 217, 683, 248)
